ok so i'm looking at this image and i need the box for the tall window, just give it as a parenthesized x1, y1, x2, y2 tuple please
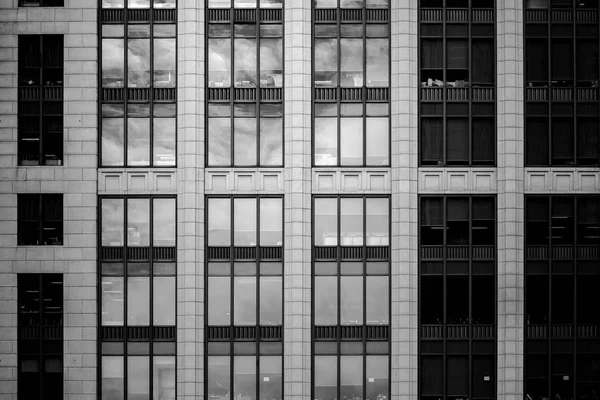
(525, 0, 600, 166)
(312, 196, 390, 400)
(18, 194, 63, 246)
(419, 0, 496, 166)
(206, 196, 284, 400)
(312, 0, 390, 167)
(18, 274, 63, 400)
(525, 196, 600, 400)
(99, 197, 176, 400)
(419, 196, 496, 400)
(100, 0, 177, 167)
(206, 1, 284, 167)
(18, 35, 63, 166)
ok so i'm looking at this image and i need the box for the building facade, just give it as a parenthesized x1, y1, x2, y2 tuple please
(0, 0, 598, 399)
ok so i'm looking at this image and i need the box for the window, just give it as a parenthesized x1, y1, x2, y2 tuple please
(312, 1, 390, 167)
(419, 0, 496, 166)
(525, 0, 600, 166)
(525, 196, 600, 400)
(18, 35, 63, 166)
(206, 1, 284, 167)
(100, 0, 177, 167)
(99, 197, 176, 400)
(18, 194, 63, 246)
(19, 0, 63, 6)
(206, 196, 283, 400)
(18, 274, 63, 400)
(312, 196, 390, 400)
(419, 196, 496, 400)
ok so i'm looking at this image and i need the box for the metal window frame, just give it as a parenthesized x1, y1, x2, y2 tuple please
(524, 194, 600, 400)
(311, 2, 392, 168)
(418, 0, 497, 167)
(524, 2, 600, 167)
(204, 194, 285, 400)
(98, 3, 178, 168)
(205, 3, 285, 168)
(417, 194, 498, 400)
(96, 194, 178, 400)
(311, 194, 392, 400)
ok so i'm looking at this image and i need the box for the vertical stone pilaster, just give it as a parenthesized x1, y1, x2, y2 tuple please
(497, 1, 525, 399)
(177, 2, 204, 399)
(284, 2, 312, 400)
(391, 2, 420, 399)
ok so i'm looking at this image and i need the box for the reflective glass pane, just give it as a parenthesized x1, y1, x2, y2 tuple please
(366, 39, 389, 87)
(154, 0, 176, 8)
(102, 118, 124, 166)
(340, 118, 363, 165)
(341, 276, 363, 325)
(366, 356, 388, 400)
(153, 198, 176, 246)
(127, 198, 150, 246)
(102, 199, 124, 246)
(315, 276, 337, 325)
(367, 0, 388, 7)
(127, 118, 150, 166)
(314, 356, 337, 400)
(366, 117, 389, 166)
(102, 0, 124, 7)
(127, 357, 149, 399)
(366, 276, 388, 324)
(128, 39, 150, 87)
(341, 39, 363, 87)
(234, 276, 256, 325)
(260, 198, 282, 246)
(341, 198, 363, 246)
(209, 0, 231, 6)
(235, 0, 256, 6)
(315, 118, 338, 165)
(260, 39, 282, 87)
(154, 39, 176, 87)
(208, 357, 231, 399)
(153, 357, 175, 400)
(260, 118, 283, 165)
(234, 39, 257, 86)
(366, 198, 388, 245)
(127, 277, 150, 325)
(341, 356, 363, 400)
(342, 0, 365, 6)
(208, 277, 231, 325)
(235, 356, 256, 400)
(102, 356, 124, 400)
(208, 198, 231, 246)
(260, 276, 282, 325)
(260, 0, 282, 7)
(315, 39, 338, 86)
(209, 118, 232, 165)
(234, 198, 257, 245)
(102, 39, 125, 87)
(315, 198, 338, 246)
(260, 356, 282, 400)
(102, 277, 124, 326)
(234, 118, 257, 165)
(209, 39, 231, 88)
(153, 277, 175, 325)
(129, 0, 150, 7)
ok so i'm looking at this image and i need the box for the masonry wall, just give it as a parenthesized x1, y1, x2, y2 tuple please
(0, 1, 98, 399)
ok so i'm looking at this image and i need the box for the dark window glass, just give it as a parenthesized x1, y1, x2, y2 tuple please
(18, 194, 63, 246)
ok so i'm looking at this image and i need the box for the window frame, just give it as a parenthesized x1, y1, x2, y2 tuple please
(418, 0, 497, 167)
(17, 193, 63, 246)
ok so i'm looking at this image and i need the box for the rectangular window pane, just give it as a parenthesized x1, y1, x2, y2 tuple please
(127, 277, 150, 325)
(421, 118, 443, 164)
(102, 198, 124, 246)
(234, 356, 256, 400)
(315, 198, 337, 246)
(315, 39, 338, 86)
(366, 38, 389, 87)
(260, 276, 282, 325)
(341, 276, 363, 325)
(153, 118, 176, 166)
(315, 118, 338, 165)
(234, 198, 257, 246)
(102, 356, 124, 400)
(128, 357, 149, 399)
(315, 276, 337, 325)
(260, 198, 282, 246)
(260, 38, 282, 88)
(208, 356, 230, 398)
(153, 356, 175, 400)
(153, 277, 175, 326)
(259, 118, 283, 166)
(341, 198, 363, 246)
(341, 356, 363, 400)
(315, 356, 337, 400)
(208, 198, 231, 246)
(208, 277, 231, 325)
(234, 276, 256, 325)
(366, 197, 388, 245)
(128, 39, 150, 87)
(102, 277, 124, 326)
(234, 38, 257, 87)
(366, 356, 389, 400)
(447, 118, 469, 163)
(127, 198, 150, 246)
(209, 118, 232, 165)
(102, 39, 125, 87)
(366, 117, 389, 165)
(234, 118, 257, 165)
(102, 118, 124, 166)
(153, 38, 176, 87)
(341, 39, 363, 87)
(153, 198, 176, 246)
(340, 118, 363, 165)
(127, 118, 150, 166)
(209, 38, 231, 88)
(260, 356, 282, 400)
(367, 276, 388, 324)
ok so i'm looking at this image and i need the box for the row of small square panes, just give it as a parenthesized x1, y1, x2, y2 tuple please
(102, 0, 175, 8)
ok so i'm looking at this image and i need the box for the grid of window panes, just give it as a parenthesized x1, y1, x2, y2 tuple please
(100, 0, 176, 167)
(18, 35, 63, 166)
(99, 197, 176, 400)
(18, 194, 63, 246)
(525, 0, 600, 166)
(206, 196, 283, 400)
(312, 196, 390, 400)
(525, 196, 600, 400)
(17, 274, 63, 400)
(419, 196, 496, 400)
(419, 0, 496, 166)
(207, 1, 283, 167)
(313, 0, 390, 167)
